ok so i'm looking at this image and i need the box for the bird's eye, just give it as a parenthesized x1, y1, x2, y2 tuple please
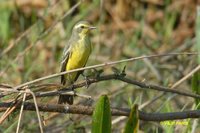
(80, 25, 84, 29)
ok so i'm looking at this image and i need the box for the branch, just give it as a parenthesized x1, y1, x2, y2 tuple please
(1, 73, 200, 101)
(0, 102, 200, 121)
(32, 74, 200, 100)
(13, 53, 198, 90)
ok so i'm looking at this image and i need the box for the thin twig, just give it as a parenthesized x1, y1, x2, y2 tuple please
(27, 89, 44, 133)
(0, 104, 17, 124)
(16, 92, 27, 133)
(143, 55, 161, 81)
(0, 93, 22, 124)
(75, 93, 92, 99)
(112, 116, 126, 125)
(139, 92, 165, 109)
(170, 64, 200, 89)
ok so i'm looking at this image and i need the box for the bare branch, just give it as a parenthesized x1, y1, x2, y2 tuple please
(13, 53, 198, 90)
(31, 74, 200, 100)
(0, 102, 200, 121)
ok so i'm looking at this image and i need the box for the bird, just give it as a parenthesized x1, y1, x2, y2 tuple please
(58, 21, 96, 104)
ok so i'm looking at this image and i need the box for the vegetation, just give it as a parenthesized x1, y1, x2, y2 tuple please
(0, 0, 199, 132)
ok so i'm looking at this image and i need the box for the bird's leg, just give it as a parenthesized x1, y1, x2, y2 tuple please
(70, 82, 76, 96)
(81, 73, 90, 88)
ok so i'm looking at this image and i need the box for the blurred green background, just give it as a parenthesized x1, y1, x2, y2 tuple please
(0, 0, 199, 132)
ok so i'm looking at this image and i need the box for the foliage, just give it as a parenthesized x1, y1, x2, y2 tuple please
(92, 95, 111, 133)
(124, 104, 139, 133)
(192, 72, 200, 109)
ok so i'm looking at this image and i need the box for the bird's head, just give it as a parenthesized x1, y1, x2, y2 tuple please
(72, 21, 96, 37)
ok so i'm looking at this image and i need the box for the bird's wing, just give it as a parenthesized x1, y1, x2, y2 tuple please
(60, 44, 71, 85)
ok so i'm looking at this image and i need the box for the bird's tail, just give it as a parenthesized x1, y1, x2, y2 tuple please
(58, 78, 74, 105)
(58, 95, 73, 105)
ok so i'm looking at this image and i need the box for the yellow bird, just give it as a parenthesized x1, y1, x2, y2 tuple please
(59, 21, 96, 104)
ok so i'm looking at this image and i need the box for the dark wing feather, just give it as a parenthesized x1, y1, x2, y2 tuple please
(60, 45, 71, 85)
(59, 46, 74, 104)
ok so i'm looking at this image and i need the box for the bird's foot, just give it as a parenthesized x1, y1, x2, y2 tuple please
(82, 74, 90, 88)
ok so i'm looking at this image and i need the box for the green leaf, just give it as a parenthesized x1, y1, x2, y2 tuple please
(124, 104, 139, 133)
(0, 8, 11, 43)
(192, 72, 200, 109)
(196, 7, 200, 64)
(92, 95, 111, 133)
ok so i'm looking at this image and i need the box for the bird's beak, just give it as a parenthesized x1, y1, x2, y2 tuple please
(89, 26, 96, 30)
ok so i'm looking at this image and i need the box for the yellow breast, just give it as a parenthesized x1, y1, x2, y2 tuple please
(66, 38, 91, 82)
